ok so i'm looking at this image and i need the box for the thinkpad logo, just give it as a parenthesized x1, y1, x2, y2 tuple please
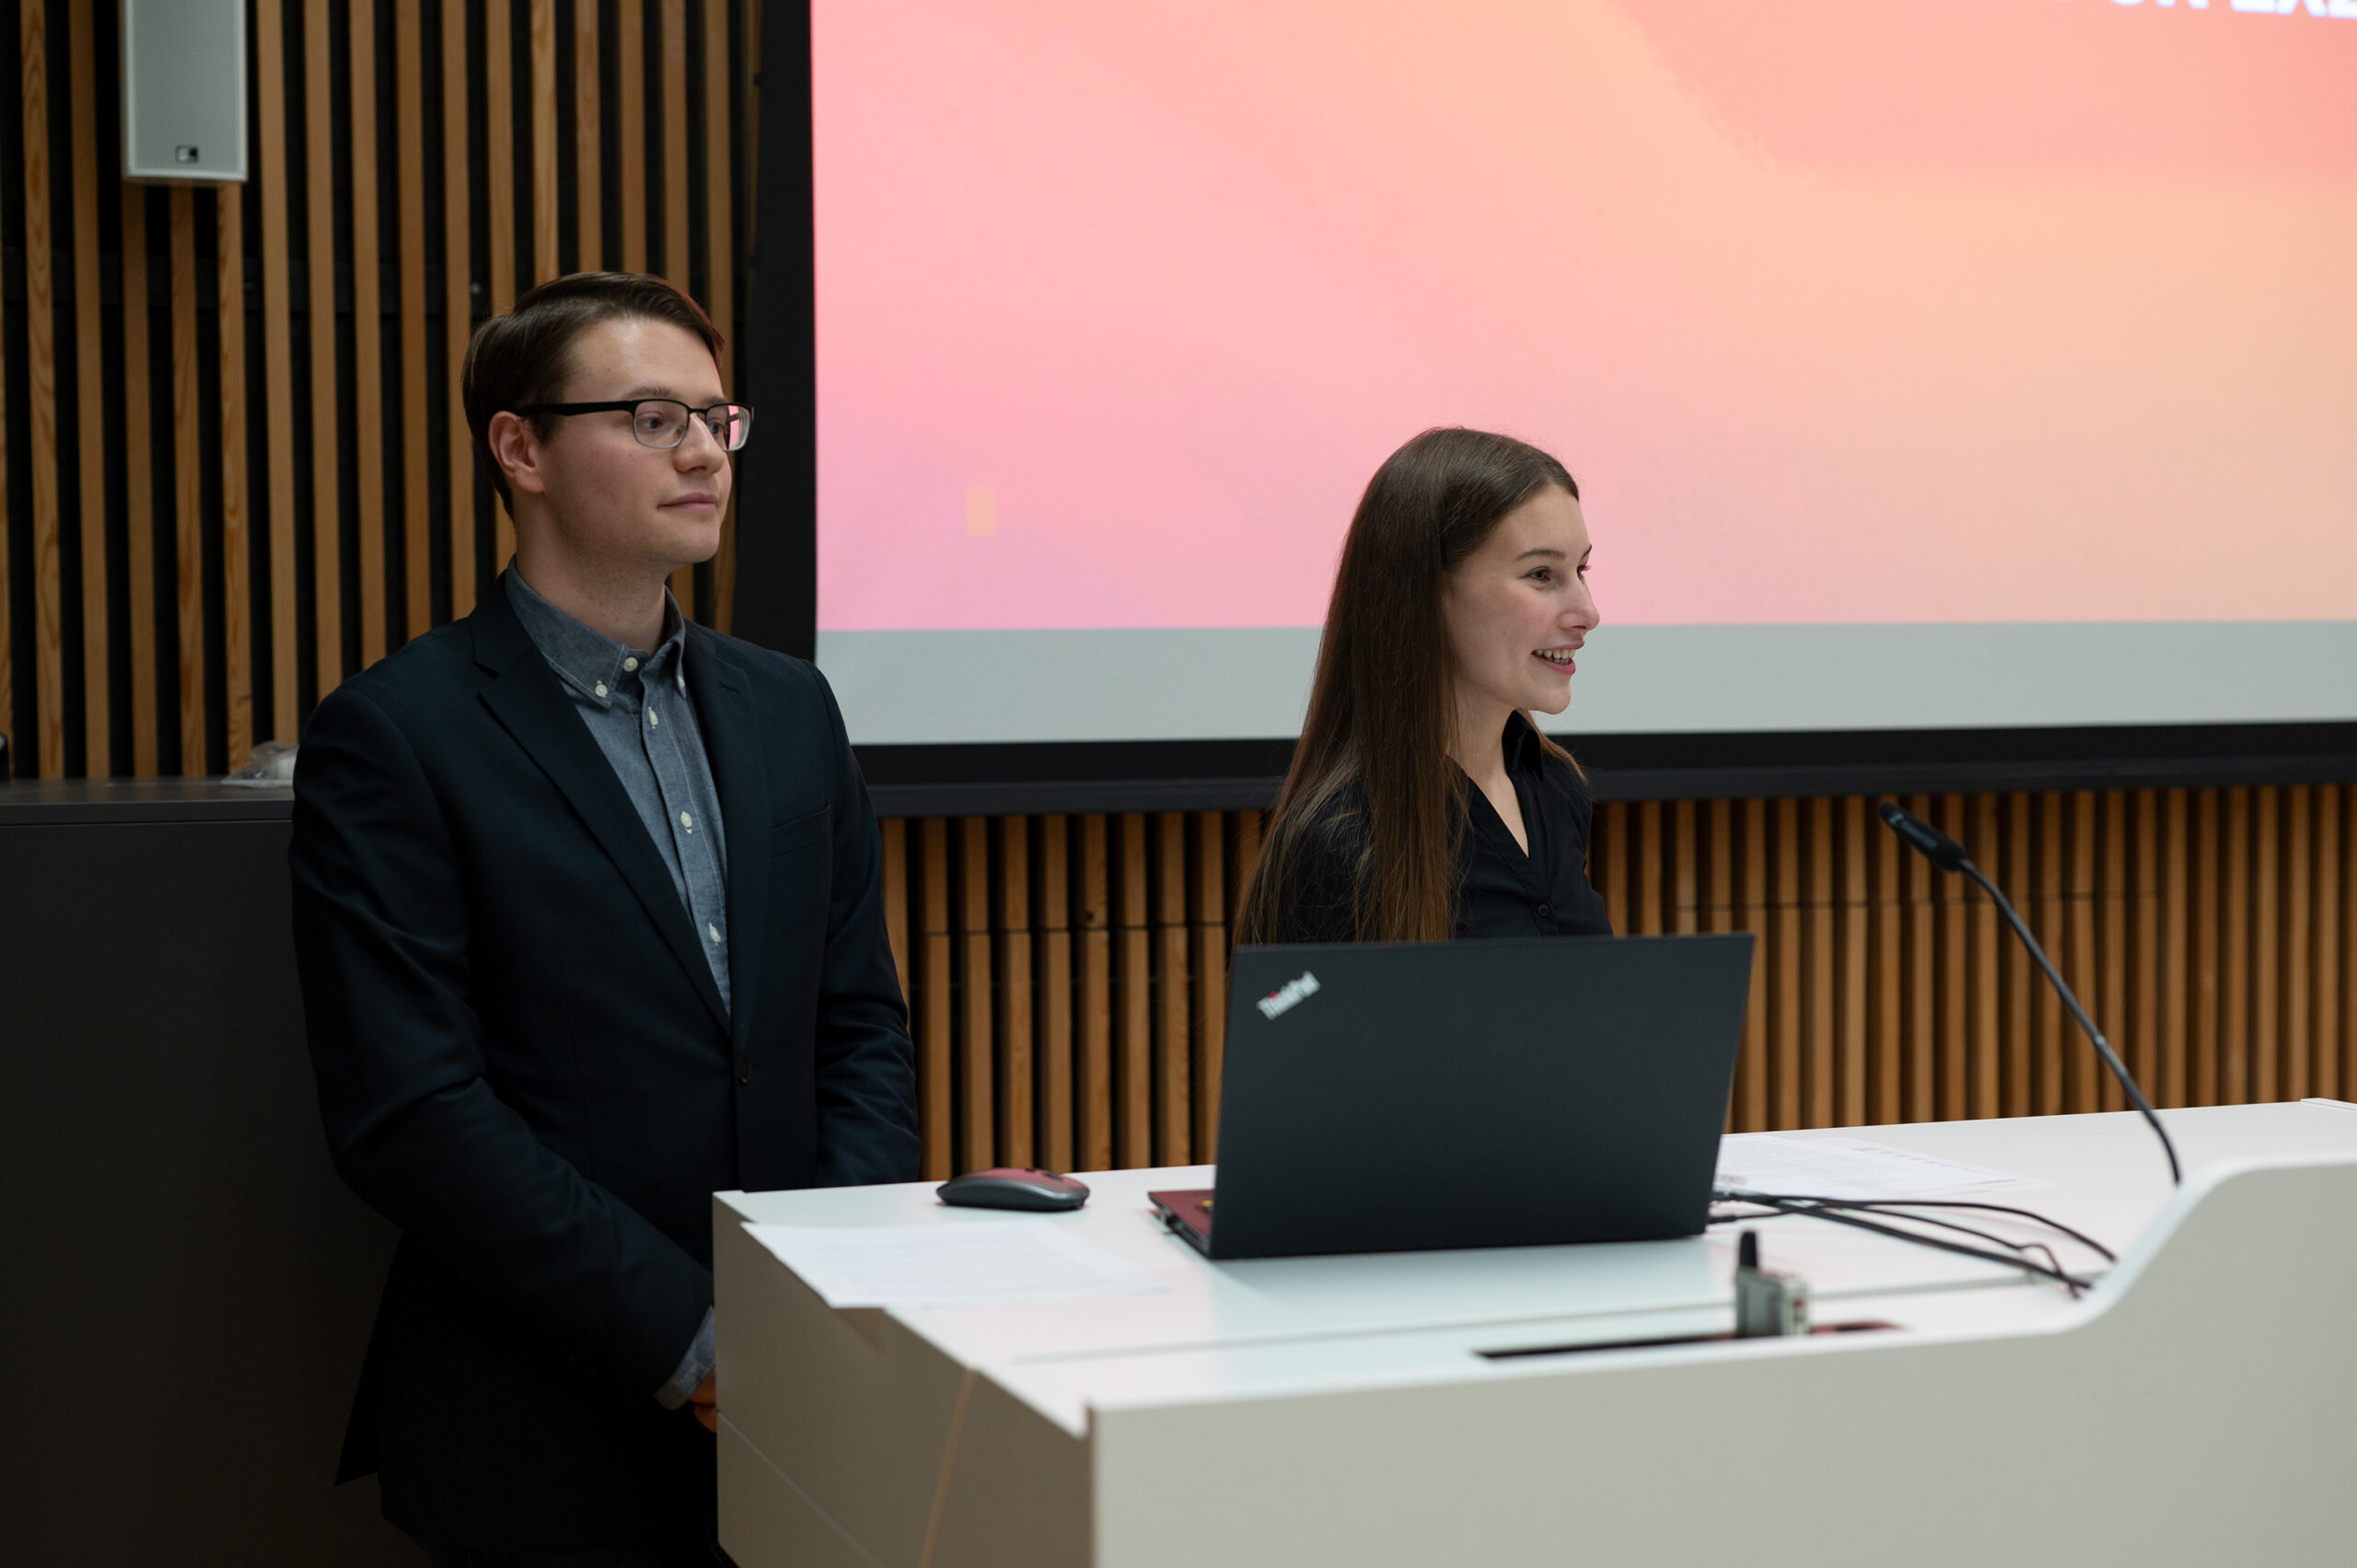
(1255, 971, 1321, 1020)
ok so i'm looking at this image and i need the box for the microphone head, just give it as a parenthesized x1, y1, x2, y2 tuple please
(1877, 801, 1974, 873)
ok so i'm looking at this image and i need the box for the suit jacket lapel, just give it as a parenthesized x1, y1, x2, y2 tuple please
(689, 627, 770, 1056)
(471, 583, 731, 1035)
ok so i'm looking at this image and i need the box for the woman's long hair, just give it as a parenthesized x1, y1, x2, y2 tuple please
(1236, 427, 1580, 945)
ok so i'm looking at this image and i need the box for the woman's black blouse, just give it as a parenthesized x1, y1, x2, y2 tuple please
(1261, 715, 1614, 944)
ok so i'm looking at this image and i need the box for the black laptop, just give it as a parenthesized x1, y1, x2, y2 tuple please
(1149, 934, 1753, 1260)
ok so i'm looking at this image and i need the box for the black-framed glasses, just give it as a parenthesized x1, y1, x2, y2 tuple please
(514, 399, 755, 452)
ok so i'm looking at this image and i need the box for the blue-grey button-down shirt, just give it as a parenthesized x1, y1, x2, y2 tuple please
(505, 569, 727, 1412)
(505, 569, 732, 1014)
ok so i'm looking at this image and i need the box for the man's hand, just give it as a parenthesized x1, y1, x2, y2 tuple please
(690, 1371, 718, 1434)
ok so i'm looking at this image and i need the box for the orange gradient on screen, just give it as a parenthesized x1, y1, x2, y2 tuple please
(814, 0, 2357, 631)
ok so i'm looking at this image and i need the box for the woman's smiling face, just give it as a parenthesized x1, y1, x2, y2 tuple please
(1440, 484, 1599, 724)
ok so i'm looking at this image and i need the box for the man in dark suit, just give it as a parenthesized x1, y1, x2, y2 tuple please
(290, 272, 919, 1566)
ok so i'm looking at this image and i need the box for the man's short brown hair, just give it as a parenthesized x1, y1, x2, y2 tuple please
(460, 271, 726, 504)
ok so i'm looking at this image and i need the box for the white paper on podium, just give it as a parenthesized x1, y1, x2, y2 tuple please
(1714, 1134, 2048, 1201)
(743, 1218, 1171, 1310)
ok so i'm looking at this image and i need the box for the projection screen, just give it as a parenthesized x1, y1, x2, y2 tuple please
(810, 0, 2357, 747)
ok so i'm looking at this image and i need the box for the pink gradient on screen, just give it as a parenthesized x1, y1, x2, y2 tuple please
(814, 0, 2357, 632)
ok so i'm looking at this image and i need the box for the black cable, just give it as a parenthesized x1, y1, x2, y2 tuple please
(1714, 1191, 2094, 1295)
(1758, 1201, 2085, 1295)
(1809, 1207, 2049, 1262)
(1710, 1201, 2078, 1283)
(1719, 1191, 2119, 1263)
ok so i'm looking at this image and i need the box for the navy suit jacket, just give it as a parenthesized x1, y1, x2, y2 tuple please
(289, 576, 918, 1551)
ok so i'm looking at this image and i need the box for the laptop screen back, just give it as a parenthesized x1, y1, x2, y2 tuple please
(1209, 935, 1754, 1260)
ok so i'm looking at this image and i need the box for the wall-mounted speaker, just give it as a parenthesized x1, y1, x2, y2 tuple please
(120, 0, 246, 183)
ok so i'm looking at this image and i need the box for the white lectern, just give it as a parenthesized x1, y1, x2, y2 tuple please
(714, 1100, 2357, 1567)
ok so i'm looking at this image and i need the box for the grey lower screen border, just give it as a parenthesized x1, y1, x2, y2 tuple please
(815, 621, 2357, 747)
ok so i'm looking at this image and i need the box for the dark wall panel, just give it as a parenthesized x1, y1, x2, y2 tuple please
(0, 807, 414, 1565)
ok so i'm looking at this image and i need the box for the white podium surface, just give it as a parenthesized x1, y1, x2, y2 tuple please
(714, 1101, 2357, 1567)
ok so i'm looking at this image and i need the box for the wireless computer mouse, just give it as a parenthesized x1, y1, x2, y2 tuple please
(935, 1167, 1091, 1212)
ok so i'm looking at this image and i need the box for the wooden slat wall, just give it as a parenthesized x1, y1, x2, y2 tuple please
(3, 6, 2348, 1183)
(882, 787, 2357, 1180)
(0, 0, 754, 779)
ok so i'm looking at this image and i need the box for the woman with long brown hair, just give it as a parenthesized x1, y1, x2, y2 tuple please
(1236, 426, 1609, 945)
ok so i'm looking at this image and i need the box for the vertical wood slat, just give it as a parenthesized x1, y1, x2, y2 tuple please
(1039, 818, 1074, 1173)
(1968, 794, 2000, 1119)
(484, 0, 516, 312)
(2096, 791, 2127, 1113)
(1191, 811, 1227, 1161)
(1771, 798, 1801, 1130)
(2034, 792, 2063, 1114)
(958, 818, 993, 1170)
(1804, 796, 1832, 1128)
(529, 0, 559, 284)
(658, 0, 693, 624)
(484, 0, 517, 575)
(1701, 799, 1737, 1119)
(396, 2, 430, 641)
(2193, 790, 2222, 1105)
(1738, 798, 1769, 1132)
(1079, 815, 1114, 1171)
(2345, 790, 2357, 1099)
(2316, 787, 2341, 1102)
(1935, 796, 1967, 1121)
(1232, 810, 1264, 924)
(1837, 797, 1867, 1127)
(1635, 800, 1662, 935)
(350, 0, 387, 668)
(1904, 794, 1935, 1122)
(2161, 790, 2190, 1107)
(305, 0, 344, 699)
(1673, 798, 1698, 934)
(574, 0, 600, 267)
(1598, 801, 1629, 934)
(168, 189, 203, 769)
(2253, 786, 2282, 1105)
(1872, 798, 1901, 1125)
(661, 0, 690, 289)
(257, 0, 300, 736)
(2002, 794, 2031, 1117)
(917, 818, 951, 1180)
(2285, 787, 2312, 1102)
(703, 0, 737, 630)
(996, 816, 1034, 1168)
(2130, 792, 2161, 1107)
(217, 187, 251, 769)
(2223, 788, 2251, 1106)
(2058, 794, 2091, 1111)
(1116, 813, 1152, 1167)
(66, 0, 106, 774)
(2344, 789, 2357, 1098)
(1155, 812, 1190, 1166)
(20, 0, 64, 777)
(119, 189, 155, 775)
(616, 0, 645, 273)
(442, 0, 476, 613)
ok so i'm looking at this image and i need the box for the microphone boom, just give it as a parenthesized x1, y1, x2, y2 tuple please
(1877, 803, 2182, 1185)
